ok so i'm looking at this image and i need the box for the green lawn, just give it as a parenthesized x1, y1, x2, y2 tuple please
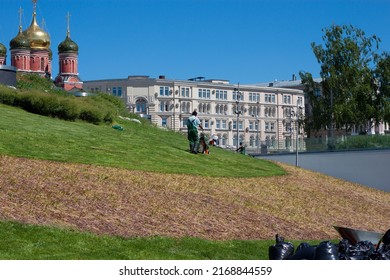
(0, 104, 291, 259)
(1, 220, 317, 260)
(0, 104, 285, 178)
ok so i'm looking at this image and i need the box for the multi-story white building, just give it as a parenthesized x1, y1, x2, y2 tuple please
(83, 75, 305, 153)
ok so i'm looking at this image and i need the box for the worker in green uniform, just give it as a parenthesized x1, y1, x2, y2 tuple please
(187, 110, 203, 154)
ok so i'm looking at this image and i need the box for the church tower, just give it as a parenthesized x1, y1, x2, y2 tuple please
(54, 12, 83, 91)
(10, 1, 52, 77)
(9, 8, 31, 71)
(0, 41, 6, 65)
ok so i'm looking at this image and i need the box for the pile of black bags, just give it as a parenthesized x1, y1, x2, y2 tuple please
(269, 229, 390, 260)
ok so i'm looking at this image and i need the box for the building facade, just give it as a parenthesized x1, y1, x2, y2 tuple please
(84, 76, 305, 153)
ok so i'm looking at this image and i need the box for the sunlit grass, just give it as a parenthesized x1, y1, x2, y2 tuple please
(0, 104, 284, 178)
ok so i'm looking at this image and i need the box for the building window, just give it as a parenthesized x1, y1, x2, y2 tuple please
(298, 96, 303, 106)
(181, 87, 190, 97)
(284, 107, 293, 118)
(181, 102, 191, 113)
(249, 92, 260, 102)
(160, 86, 170, 96)
(136, 99, 147, 113)
(198, 88, 210, 99)
(216, 119, 221, 129)
(283, 95, 291, 104)
(40, 57, 45, 71)
(265, 122, 275, 132)
(221, 120, 227, 129)
(161, 117, 168, 127)
(216, 90, 227, 100)
(265, 107, 276, 118)
(216, 104, 227, 115)
(249, 106, 260, 117)
(249, 121, 259, 131)
(198, 103, 210, 113)
(232, 91, 244, 101)
(232, 120, 244, 130)
(285, 121, 293, 133)
(265, 94, 276, 103)
(111, 87, 122, 97)
(204, 119, 209, 129)
(160, 101, 170, 112)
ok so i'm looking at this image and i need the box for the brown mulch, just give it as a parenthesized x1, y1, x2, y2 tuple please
(1, 155, 389, 241)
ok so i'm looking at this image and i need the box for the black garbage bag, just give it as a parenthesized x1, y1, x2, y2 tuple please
(371, 229, 390, 260)
(369, 250, 390, 260)
(341, 240, 375, 260)
(380, 228, 390, 246)
(287, 242, 316, 260)
(337, 239, 351, 259)
(269, 234, 294, 260)
(313, 241, 339, 260)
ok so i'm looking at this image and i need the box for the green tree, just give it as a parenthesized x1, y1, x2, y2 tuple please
(301, 24, 384, 136)
(373, 52, 390, 124)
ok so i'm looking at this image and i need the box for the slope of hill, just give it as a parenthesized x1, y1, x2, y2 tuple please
(1, 104, 389, 242)
(0, 104, 284, 177)
(2, 154, 389, 241)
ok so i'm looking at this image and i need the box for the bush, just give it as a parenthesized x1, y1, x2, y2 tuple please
(17, 73, 55, 91)
(336, 135, 390, 150)
(79, 105, 104, 124)
(0, 85, 21, 105)
(94, 92, 126, 114)
(1, 76, 122, 125)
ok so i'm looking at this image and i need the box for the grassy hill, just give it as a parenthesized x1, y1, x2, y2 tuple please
(1, 102, 390, 259)
(0, 103, 284, 177)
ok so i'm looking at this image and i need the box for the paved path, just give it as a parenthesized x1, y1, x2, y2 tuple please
(256, 150, 390, 192)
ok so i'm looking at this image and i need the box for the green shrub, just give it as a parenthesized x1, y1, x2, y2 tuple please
(1, 83, 120, 124)
(78, 103, 104, 124)
(94, 92, 126, 113)
(336, 135, 390, 150)
(56, 99, 80, 121)
(17, 73, 54, 91)
(0, 85, 21, 105)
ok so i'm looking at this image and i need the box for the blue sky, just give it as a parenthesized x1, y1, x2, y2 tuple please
(0, 0, 389, 84)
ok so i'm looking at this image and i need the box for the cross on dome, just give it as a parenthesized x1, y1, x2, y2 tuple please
(66, 12, 71, 37)
(32, 0, 38, 14)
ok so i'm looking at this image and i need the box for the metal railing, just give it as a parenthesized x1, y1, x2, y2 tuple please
(245, 134, 390, 155)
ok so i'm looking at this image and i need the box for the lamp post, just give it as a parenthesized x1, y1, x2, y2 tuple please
(290, 106, 302, 167)
(256, 101, 260, 154)
(289, 109, 298, 167)
(295, 111, 299, 167)
(234, 84, 242, 149)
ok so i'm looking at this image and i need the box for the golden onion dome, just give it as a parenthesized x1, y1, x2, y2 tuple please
(23, 12, 50, 50)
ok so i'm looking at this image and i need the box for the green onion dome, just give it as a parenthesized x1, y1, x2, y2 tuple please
(10, 28, 31, 50)
(0, 42, 6, 56)
(58, 34, 78, 53)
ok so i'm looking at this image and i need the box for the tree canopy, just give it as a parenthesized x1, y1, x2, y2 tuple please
(300, 24, 389, 135)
